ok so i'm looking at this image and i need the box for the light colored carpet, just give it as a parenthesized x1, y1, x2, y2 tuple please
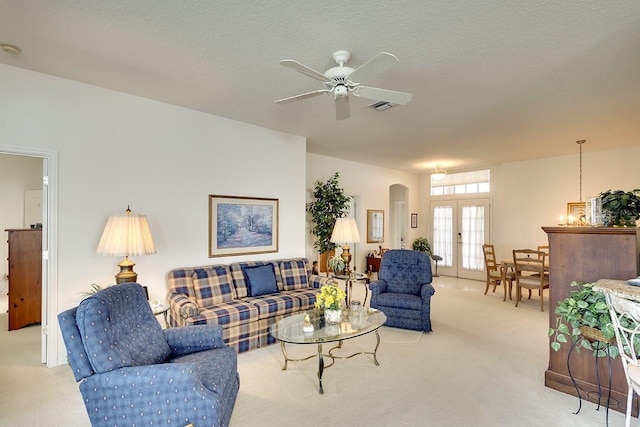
(0, 277, 626, 426)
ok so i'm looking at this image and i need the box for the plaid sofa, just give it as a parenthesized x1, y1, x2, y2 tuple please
(168, 257, 332, 353)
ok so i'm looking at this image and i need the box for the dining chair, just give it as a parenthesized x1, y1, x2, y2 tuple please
(482, 244, 514, 301)
(513, 249, 549, 311)
(604, 292, 640, 427)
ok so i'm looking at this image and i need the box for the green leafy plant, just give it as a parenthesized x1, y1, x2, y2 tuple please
(79, 283, 109, 300)
(412, 237, 432, 256)
(548, 281, 618, 358)
(327, 255, 345, 274)
(599, 189, 640, 227)
(306, 172, 351, 254)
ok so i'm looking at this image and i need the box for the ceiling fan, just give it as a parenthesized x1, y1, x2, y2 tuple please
(275, 50, 413, 120)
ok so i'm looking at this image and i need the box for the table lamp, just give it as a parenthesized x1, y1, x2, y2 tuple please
(330, 217, 361, 275)
(96, 206, 156, 284)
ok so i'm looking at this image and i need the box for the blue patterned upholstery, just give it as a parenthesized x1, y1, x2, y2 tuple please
(168, 257, 332, 353)
(369, 250, 435, 332)
(58, 283, 239, 427)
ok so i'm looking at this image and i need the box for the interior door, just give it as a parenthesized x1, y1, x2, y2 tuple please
(431, 198, 490, 280)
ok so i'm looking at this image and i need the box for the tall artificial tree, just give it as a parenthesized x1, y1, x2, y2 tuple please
(306, 172, 351, 254)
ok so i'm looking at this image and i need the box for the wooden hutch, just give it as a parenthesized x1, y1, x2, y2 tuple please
(543, 226, 640, 414)
(5, 228, 42, 331)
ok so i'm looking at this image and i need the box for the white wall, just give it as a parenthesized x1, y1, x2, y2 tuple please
(0, 64, 307, 365)
(0, 154, 42, 282)
(418, 146, 640, 263)
(306, 153, 421, 272)
(494, 146, 640, 259)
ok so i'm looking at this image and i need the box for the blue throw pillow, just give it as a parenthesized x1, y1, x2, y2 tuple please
(245, 264, 279, 297)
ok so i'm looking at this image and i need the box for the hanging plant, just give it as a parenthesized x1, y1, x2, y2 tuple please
(306, 172, 351, 254)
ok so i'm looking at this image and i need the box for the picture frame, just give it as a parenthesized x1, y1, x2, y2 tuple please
(566, 202, 586, 224)
(209, 195, 279, 257)
(367, 209, 384, 243)
(411, 213, 418, 228)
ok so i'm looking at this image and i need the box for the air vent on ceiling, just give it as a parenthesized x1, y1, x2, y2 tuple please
(368, 101, 395, 111)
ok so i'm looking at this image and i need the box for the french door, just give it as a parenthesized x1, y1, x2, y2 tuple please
(430, 198, 490, 280)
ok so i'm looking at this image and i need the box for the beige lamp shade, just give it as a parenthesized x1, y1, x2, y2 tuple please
(330, 217, 361, 244)
(330, 217, 360, 275)
(97, 207, 156, 283)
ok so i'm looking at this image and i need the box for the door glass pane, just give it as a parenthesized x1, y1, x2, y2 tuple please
(433, 206, 453, 267)
(461, 205, 485, 271)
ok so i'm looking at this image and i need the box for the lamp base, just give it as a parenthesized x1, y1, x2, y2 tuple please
(115, 256, 138, 284)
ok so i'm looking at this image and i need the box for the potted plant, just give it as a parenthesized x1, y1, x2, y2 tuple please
(548, 281, 618, 358)
(412, 237, 432, 257)
(327, 255, 345, 275)
(306, 172, 351, 266)
(599, 189, 640, 227)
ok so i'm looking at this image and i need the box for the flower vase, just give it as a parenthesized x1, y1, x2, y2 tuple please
(324, 308, 342, 324)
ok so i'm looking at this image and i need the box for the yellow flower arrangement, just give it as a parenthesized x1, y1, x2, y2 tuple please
(314, 282, 346, 311)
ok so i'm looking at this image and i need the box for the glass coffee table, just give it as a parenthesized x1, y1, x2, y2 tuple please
(269, 309, 386, 394)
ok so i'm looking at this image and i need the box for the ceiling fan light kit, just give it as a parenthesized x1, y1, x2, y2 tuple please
(276, 50, 413, 120)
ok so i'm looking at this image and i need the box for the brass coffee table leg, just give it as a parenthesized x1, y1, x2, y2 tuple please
(280, 341, 316, 371)
(317, 343, 324, 394)
(372, 328, 381, 366)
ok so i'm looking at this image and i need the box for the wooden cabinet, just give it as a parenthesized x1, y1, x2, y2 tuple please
(543, 226, 640, 414)
(366, 256, 381, 273)
(6, 228, 42, 331)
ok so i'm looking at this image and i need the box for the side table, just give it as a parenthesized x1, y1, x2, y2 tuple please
(332, 273, 369, 307)
(151, 303, 170, 328)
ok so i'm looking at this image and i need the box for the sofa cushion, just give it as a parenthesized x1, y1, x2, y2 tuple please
(189, 300, 259, 328)
(193, 266, 236, 306)
(243, 293, 300, 319)
(280, 259, 309, 290)
(244, 264, 279, 297)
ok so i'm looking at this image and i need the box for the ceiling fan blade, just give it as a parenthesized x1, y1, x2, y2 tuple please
(335, 96, 350, 120)
(352, 86, 413, 105)
(275, 89, 331, 104)
(348, 52, 399, 84)
(279, 60, 331, 82)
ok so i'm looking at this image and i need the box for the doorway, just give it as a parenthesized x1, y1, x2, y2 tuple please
(430, 198, 490, 280)
(0, 146, 58, 367)
(389, 184, 408, 249)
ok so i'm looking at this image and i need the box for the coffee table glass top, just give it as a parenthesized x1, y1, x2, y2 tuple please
(270, 310, 386, 344)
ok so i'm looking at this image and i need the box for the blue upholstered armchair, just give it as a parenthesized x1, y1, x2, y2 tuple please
(369, 249, 435, 332)
(58, 283, 239, 427)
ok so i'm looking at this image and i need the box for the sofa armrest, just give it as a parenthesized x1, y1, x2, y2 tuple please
(421, 283, 436, 301)
(169, 293, 199, 318)
(368, 279, 388, 297)
(163, 325, 226, 356)
(309, 274, 334, 289)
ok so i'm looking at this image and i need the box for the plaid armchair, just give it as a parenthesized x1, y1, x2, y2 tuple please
(58, 283, 239, 427)
(369, 249, 435, 332)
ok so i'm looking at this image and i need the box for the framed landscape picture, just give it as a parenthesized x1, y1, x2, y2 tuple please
(209, 195, 279, 257)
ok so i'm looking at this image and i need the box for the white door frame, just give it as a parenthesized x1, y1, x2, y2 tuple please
(1, 145, 58, 367)
(430, 198, 490, 280)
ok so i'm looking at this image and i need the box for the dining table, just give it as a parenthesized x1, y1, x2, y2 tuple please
(500, 256, 550, 301)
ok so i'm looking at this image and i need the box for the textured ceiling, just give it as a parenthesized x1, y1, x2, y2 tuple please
(1, 1, 639, 173)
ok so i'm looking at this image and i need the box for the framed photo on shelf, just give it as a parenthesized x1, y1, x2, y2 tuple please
(411, 213, 418, 228)
(566, 202, 586, 223)
(209, 195, 279, 257)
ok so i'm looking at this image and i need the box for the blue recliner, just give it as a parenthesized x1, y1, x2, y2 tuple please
(369, 249, 435, 332)
(58, 282, 239, 427)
